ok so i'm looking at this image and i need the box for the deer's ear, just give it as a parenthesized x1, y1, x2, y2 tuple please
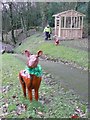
(24, 50, 31, 57)
(37, 50, 43, 57)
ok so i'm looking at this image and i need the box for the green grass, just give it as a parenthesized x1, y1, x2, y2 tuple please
(38, 42, 88, 68)
(8, 104, 17, 112)
(1, 33, 88, 118)
(15, 33, 88, 69)
(1, 53, 88, 118)
(15, 33, 42, 54)
(1, 54, 47, 118)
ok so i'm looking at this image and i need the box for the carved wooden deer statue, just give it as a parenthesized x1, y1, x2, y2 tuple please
(19, 50, 43, 101)
(54, 36, 59, 46)
(55, 38, 59, 46)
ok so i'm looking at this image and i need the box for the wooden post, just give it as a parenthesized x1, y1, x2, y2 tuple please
(70, 11, 73, 39)
(82, 17, 83, 29)
(64, 16, 66, 28)
(74, 17, 76, 28)
(79, 16, 80, 28)
(76, 16, 78, 37)
(55, 17, 57, 35)
(76, 12, 78, 28)
(64, 16, 67, 38)
(58, 16, 61, 37)
(76, 17, 78, 28)
(81, 17, 83, 38)
(71, 16, 72, 28)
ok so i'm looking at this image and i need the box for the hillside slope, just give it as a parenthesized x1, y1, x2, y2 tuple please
(15, 32, 88, 70)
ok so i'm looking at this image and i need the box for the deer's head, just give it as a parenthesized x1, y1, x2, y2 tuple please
(24, 50, 43, 68)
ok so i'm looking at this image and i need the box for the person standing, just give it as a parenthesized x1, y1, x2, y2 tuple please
(43, 24, 52, 40)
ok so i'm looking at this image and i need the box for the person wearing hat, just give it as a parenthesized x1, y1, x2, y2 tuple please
(43, 24, 52, 40)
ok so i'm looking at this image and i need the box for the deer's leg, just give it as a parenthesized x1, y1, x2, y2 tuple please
(34, 89, 38, 101)
(28, 88, 32, 101)
(19, 73, 26, 97)
(34, 77, 41, 101)
(21, 81, 26, 97)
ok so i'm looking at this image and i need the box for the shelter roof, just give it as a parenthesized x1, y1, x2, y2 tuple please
(53, 9, 85, 17)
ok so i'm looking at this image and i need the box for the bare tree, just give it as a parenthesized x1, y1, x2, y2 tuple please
(8, 2, 16, 44)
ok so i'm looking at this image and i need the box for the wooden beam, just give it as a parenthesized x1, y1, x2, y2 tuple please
(74, 17, 75, 28)
(76, 17, 78, 28)
(81, 17, 83, 38)
(64, 16, 66, 28)
(55, 17, 57, 35)
(79, 16, 80, 28)
(58, 17, 61, 37)
(71, 16, 72, 28)
(82, 17, 83, 29)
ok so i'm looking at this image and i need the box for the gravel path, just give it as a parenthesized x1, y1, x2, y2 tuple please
(14, 54, 88, 102)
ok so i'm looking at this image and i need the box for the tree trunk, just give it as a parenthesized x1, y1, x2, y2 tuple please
(2, 31, 4, 42)
(26, 2, 31, 31)
(40, 3, 48, 28)
(9, 2, 16, 44)
(20, 12, 27, 37)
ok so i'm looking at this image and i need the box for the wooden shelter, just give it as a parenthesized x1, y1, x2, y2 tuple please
(53, 10, 85, 39)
